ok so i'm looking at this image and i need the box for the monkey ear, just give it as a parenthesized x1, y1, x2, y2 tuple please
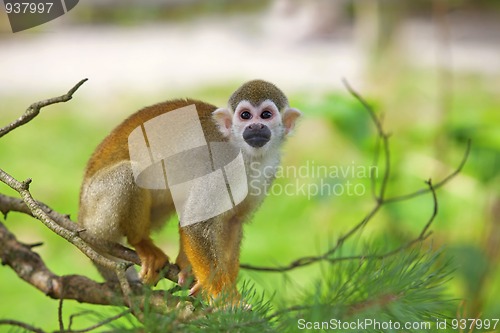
(283, 107, 302, 135)
(212, 107, 233, 137)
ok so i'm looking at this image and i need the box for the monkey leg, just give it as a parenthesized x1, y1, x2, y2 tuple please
(224, 216, 243, 288)
(179, 219, 242, 303)
(80, 162, 168, 284)
(122, 184, 169, 286)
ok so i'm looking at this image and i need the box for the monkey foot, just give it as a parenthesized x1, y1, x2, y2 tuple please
(189, 281, 202, 296)
(178, 269, 193, 287)
(133, 239, 169, 286)
(175, 249, 195, 288)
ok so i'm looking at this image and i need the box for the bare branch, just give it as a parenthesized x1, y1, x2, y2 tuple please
(247, 188, 438, 272)
(66, 310, 131, 333)
(116, 262, 144, 321)
(0, 78, 186, 327)
(342, 77, 392, 202)
(0, 168, 123, 275)
(0, 79, 182, 322)
(0, 77, 468, 331)
(0, 220, 183, 312)
(241, 80, 468, 273)
(0, 79, 88, 138)
(58, 281, 65, 332)
(0, 320, 45, 333)
(384, 139, 471, 204)
(0, 193, 180, 282)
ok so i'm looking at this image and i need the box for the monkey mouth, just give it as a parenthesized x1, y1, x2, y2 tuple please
(244, 135, 270, 148)
(243, 125, 272, 148)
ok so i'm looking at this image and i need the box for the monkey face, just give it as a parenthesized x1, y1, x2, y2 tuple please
(213, 90, 301, 157)
(233, 100, 282, 151)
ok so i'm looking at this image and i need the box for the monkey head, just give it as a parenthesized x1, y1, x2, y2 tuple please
(212, 80, 301, 156)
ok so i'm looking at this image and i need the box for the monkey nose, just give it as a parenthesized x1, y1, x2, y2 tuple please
(248, 123, 264, 130)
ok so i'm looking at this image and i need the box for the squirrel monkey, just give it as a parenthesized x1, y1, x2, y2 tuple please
(78, 80, 301, 301)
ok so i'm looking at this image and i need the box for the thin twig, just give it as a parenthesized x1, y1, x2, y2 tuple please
(68, 311, 94, 331)
(332, 179, 438, 263)
(341, 78, 392, 202)
(384, 139, 471, 204)
(64, 310, 132, 333)
(116, 263, 144, 321)
(58, 278, 65, 332)
(0, 320, 45, 333)
(0, 78, 88, 138)
(370, 136, 382, 200)
(241, 79, 468, 272)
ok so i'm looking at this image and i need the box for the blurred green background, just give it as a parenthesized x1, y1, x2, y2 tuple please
(0, 0, 499, 331)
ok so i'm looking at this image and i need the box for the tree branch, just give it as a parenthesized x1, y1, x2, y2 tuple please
(0, 169, 124, 277)
(0, 320, 45, 333)
(0, 193, 180, 282)
(0, 78, 469, 330)
(0, 78, 179, 282)
(0, 220, 182, 313)
(66, 310, 131, 333)
(384, 140, 470, 204)
(240, 80, 469, 272)
(0, 79, 88, 139)
(0, 80, 183, 328)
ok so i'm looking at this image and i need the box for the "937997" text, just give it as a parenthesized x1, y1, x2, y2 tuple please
(5, 2, 53, 14)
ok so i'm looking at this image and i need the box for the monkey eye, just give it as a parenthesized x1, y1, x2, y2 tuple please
(261, 110, 273, 119)
(240, 111, 252, 120)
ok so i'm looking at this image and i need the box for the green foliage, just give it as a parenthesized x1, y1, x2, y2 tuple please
(76, 247, 453, 332)
(281, 247, 454, 333)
